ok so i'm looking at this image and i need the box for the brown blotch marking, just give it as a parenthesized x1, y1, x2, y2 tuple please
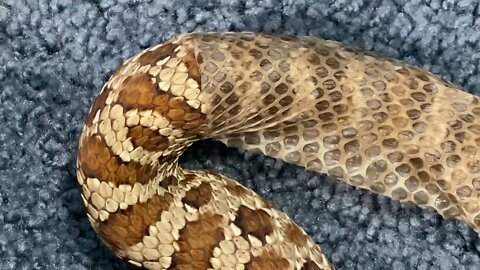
(182, 49, 202, 84)
(170, 213, 225, 269)
(135, 43, 177, 66)
(116, 73, 197, 121)
(233, 205, 274, 244)
(116, 72, 158, 111)
(245, 248, 290, 270)
(284, 222, 309, 247)
(182, 182, 214, 208)
(167, 97, 207, 132)
(300, 260, 321, 270)
(114, 48, 206, 134)
(98, 192, 174, 251)
(116, 72, 206, 132)
(128, 125, 170, 151)
(78, 135, 157, 185)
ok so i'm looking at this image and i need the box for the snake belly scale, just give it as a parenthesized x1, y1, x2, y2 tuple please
(76, 32, 480, 269)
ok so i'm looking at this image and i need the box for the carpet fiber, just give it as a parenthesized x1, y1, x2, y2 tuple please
(1, 0, 480, 269)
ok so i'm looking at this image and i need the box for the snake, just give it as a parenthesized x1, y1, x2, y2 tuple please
(76, 32, 480, 269)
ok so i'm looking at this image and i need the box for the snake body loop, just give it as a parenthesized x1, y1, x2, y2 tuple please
(76, 32, 480, 269)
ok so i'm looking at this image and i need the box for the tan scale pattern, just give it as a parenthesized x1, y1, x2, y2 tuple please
(77, 32, 480, 269)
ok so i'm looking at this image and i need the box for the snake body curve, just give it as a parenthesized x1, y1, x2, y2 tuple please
(76, 32, 480, 269)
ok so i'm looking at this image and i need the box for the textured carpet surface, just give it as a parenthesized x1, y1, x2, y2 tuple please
(1, 0, 480, 269)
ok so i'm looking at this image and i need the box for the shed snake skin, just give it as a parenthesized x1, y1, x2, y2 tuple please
(76, 32, 480, 269)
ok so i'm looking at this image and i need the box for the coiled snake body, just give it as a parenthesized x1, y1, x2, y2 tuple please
(76, 32, 480, 269)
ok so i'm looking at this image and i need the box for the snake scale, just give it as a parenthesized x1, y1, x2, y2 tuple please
(76, 32, 480, 269)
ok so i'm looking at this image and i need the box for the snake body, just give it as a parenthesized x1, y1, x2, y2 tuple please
(76, 32, 480, 269)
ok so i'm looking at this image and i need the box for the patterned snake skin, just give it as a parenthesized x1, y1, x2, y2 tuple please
(76, 32, 480, 269)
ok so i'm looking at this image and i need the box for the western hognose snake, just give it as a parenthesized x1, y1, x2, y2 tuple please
(76, 32, 480, 269)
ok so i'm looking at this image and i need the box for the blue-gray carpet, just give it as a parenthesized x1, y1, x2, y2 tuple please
(1, 0, 480, 269)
